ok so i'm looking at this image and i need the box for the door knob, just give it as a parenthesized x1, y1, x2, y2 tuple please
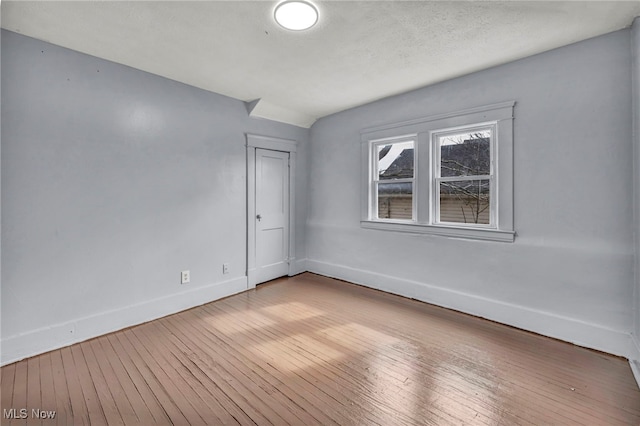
(256, 214, 262, 221)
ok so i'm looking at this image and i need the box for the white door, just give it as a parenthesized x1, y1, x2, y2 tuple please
(255, 148, 290, 284)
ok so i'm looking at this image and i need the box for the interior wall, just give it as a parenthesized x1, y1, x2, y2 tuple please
(632, 17, 640, 372)
(307, 29, 635, 357)
(0, 30, 309, 364)
(0, 29, 3, 349)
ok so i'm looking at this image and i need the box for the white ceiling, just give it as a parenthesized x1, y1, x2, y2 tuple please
(2, 1, 640, 128)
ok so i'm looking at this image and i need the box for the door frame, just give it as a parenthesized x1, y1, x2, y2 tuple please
(246, 134, 297, 289)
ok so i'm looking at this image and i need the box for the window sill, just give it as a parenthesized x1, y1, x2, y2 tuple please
(360, 220, 515, 242)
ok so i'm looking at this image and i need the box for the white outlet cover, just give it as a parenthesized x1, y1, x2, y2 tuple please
(181, 270, 190, 284)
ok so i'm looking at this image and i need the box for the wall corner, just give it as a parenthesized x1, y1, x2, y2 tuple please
(631, 16, 640, 390)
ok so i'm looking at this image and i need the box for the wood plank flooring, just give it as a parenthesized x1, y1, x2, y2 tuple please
(2, 272, 640, 425)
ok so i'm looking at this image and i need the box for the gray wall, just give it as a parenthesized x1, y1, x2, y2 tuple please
(633, 18, 640, 356)
(2, 25, 638, 364)
(0, 29, 3, 347)
(307, 29, 634, 356)
(1, 30, 309, 362)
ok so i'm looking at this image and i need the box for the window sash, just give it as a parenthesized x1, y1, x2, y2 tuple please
(370, 139, 416, 222)
(432, 124, 496, 228)
(433, 124, 495, 179)
(434, 178, 494, 228)
(436, 175, 491, 182)
(375, 182, 414, 221)
(373, 177, 414, 184)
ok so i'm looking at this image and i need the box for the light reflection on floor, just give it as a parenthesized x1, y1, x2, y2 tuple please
(260, 301, 326, 320)
(204, 309, 277, 334)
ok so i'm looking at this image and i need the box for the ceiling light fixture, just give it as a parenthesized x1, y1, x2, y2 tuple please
(274, 1, 318, 31)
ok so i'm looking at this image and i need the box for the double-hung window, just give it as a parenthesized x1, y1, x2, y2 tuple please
(434, 125, 494, 227)
(370, 138, 416, 221)
(361, 102, 515, 242)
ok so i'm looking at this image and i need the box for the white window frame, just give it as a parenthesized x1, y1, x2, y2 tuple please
(368, 135, 417, 223)
(360, 101, 515, 243)
(432, 123, 496, 228)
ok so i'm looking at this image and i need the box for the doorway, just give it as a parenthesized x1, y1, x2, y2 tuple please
(246, 134, 298, 288)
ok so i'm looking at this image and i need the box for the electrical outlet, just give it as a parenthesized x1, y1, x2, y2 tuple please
(181, 270, 190, 284)
(223, 263, 230, 274)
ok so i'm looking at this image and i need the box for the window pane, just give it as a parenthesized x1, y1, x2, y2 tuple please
(377, 141, 414, 180)
(377, 182, 413, 220)
(439, 180, 490, 224)
(439, 130, 490, 177)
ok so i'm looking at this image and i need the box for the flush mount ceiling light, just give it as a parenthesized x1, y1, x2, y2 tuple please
(274, 1, 319, 31)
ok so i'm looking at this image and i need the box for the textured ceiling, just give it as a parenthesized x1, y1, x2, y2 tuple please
(2, 1, 640, 128)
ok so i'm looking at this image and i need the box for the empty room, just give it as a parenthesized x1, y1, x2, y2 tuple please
(2, 0, 640, 424)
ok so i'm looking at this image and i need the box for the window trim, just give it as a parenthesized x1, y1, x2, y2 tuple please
(360, 101, 515, 243)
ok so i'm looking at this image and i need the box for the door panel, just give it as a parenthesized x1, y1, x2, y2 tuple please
(258, 228, 285, 266)
(255, 149, 290, 284)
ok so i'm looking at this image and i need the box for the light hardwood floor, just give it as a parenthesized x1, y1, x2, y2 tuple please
(2, 272, 640, 425)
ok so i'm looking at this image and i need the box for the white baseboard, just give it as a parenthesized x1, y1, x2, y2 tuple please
(307, 259, 634, 359)
(1, 276, 248, 366)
